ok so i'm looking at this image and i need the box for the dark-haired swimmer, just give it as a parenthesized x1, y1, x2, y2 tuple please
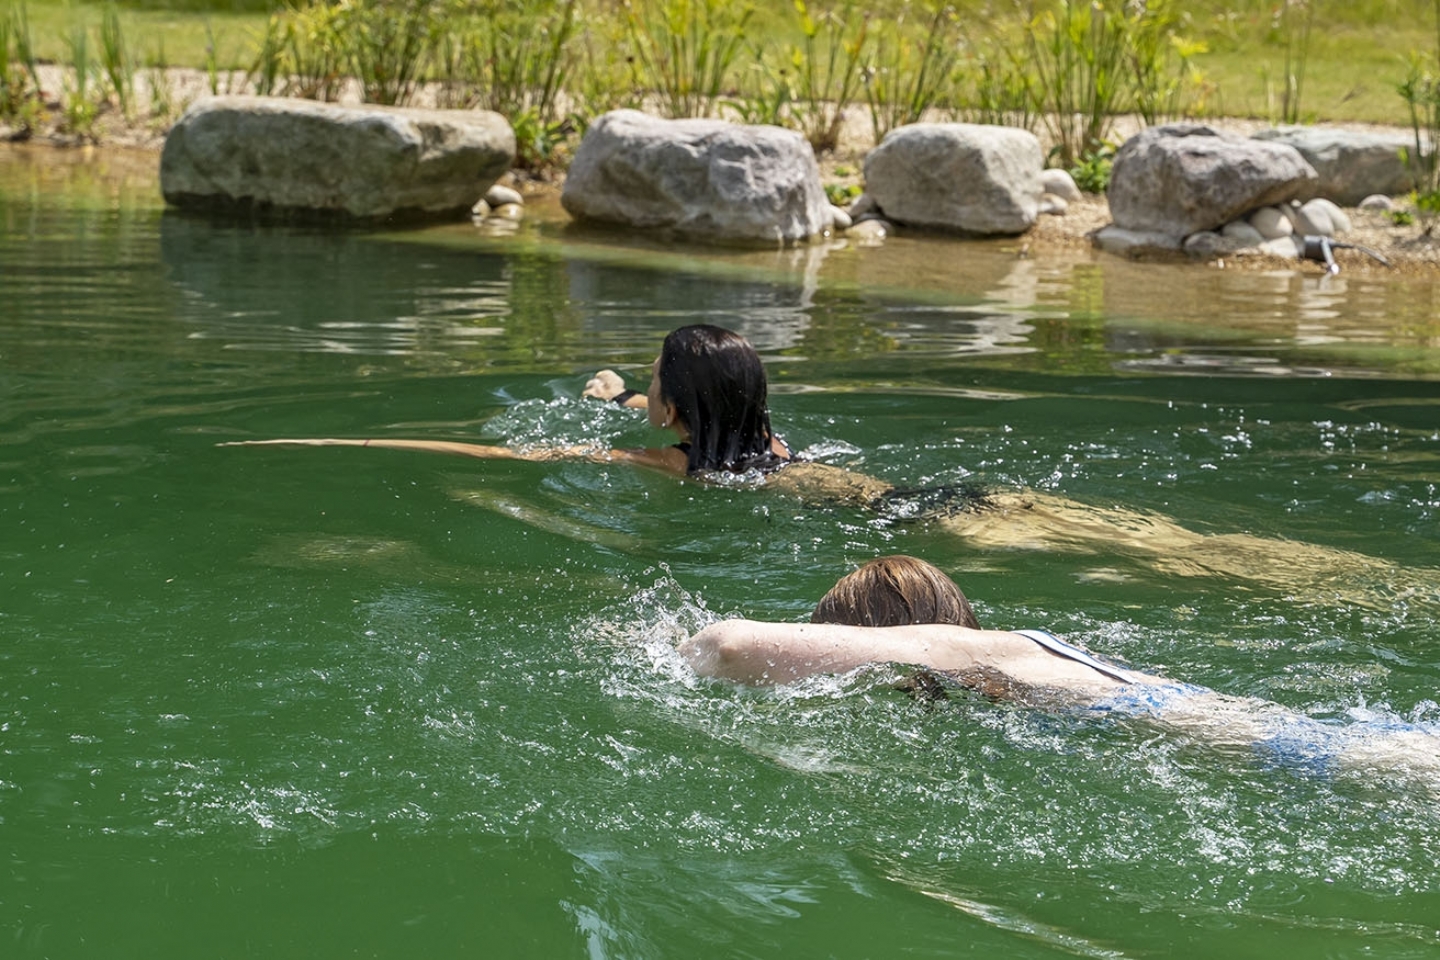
(221, 324, 1439, 606)
(583, 324, 791, 475)
(224, 324, 792, 479)
(680, 556, 1440, 787)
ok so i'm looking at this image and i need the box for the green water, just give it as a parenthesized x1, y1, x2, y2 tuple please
(3, 144, 1440, 958)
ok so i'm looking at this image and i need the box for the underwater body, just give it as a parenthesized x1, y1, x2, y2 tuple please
(4, 146, 1440, 957)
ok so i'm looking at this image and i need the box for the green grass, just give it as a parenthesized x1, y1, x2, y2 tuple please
(16, 0, 264, 68)
(6, 0, 1440, 127)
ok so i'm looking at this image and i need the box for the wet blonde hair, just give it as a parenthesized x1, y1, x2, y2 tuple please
(810, 555, 981, 629)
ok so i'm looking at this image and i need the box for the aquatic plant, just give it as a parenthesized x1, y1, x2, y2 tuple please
(624, 0, 754, 118)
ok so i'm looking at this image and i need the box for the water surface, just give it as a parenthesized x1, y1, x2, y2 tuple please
(3, 144, 1440, 958)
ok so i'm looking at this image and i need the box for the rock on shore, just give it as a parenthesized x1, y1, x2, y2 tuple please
(560, 109, 831, 244)
(160, 96, 515, 222)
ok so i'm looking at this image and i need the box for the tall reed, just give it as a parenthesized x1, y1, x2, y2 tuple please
(1, 2, 41, 126)
(1127, 0, 1205, 126)
(567, 8, 648, 121)
(145, 40, 175, 124)
(862, 1, 962, 144)
(284, 3, 345, 101)
(788, 0, 870, 153)
(1271, 0, 1315, 125)
(959, 37, 1037, 131)
(99, 4, 133, 118)
(1025, 0, 1128, 168)
(624, 0, 754, 118)
(335, 0, 435, 106)
(62, 24, 99, 136)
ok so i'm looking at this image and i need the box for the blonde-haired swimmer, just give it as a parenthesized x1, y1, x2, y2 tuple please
(680, 556, 1440, 789)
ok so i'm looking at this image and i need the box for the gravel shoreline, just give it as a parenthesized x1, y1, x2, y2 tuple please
(9, 72, 1439, 278)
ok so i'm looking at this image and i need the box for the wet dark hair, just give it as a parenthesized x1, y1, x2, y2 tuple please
(657, 324, 787, 475)
(811, 555, 981, 629)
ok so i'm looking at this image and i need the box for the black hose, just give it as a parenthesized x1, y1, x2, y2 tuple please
(1301, 235, 1393, 273)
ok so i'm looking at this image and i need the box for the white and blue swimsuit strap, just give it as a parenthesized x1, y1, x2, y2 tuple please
(1013, 629, 1137, 685)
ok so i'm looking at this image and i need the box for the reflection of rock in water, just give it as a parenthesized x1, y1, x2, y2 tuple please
(939, 492, 1440, 608)
(564, 253, 815, 354)
(159, 211, 510, 359)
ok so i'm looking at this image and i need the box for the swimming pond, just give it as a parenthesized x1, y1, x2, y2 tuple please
(3, 144, 1440, 958)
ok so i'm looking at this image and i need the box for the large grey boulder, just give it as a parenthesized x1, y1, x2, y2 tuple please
(161, 96, 515, 222)
(1252, 126, 1417, 205)
(862, 123, 1043, 235)
(1108, 124, 1318, 238)
(560, 109, 830, 244)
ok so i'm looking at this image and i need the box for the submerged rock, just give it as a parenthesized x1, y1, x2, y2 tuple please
(160, 95, 515, 223)
(1092, 225, 1184, 257)
(560, 109, 830, 244)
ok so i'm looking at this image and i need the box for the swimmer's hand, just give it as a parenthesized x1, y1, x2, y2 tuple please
(583, 369, 627, 401)
(584, 369, 646, 408)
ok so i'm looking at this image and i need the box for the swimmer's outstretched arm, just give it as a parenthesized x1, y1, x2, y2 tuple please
(219, 437, 686, 473)
(680, 620, 1000, 685)
(219, 438, 523, 458)
(583, 369, 648, 410)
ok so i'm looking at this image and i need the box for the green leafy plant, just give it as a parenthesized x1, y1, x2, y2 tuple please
(1416, 187, 1440, 234)
(1068, 147, 1114, 194)
(1398, 34, 1440, 199)
(1386, 206, 1416, 226)
(564, 9, 646, 121)
(824, 181, 860, 206)
(725, 56, 792, 126)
